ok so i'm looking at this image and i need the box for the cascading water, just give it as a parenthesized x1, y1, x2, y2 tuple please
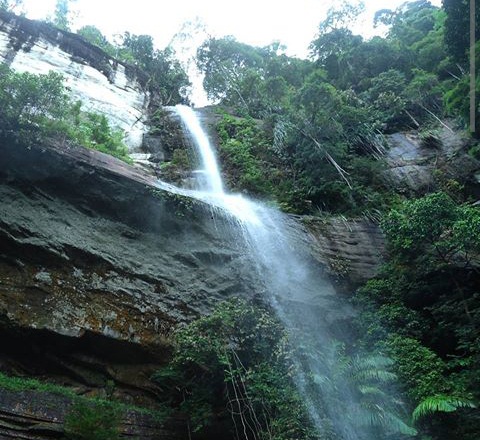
(175, 105, 224, 194)
(172, 105, 374, 440)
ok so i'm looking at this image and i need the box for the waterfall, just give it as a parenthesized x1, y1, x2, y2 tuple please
(173, 105, 372, 440)
(175, 104, 224, 194)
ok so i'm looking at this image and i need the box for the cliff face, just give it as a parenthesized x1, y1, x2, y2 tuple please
(0, 15, 389, 436)
(384, 125, 480, 195)
(300, 216, 385, 291)
(0, 131, 383, 403)
(0, 135, 264, 437)
(0, 136, 258, 354)
(0, 10, 150, 150)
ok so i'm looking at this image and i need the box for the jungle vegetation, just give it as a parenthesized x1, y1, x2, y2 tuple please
(0, 1, 479, 439)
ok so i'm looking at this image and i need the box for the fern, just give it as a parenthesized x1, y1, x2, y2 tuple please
(412, 395, 477, 423)
(355, 404, 418, 436)
(357, 385, 388, 398)
(350, 355, 397, 383)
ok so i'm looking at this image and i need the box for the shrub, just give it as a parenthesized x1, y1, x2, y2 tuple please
(0, 64, 131, 163)
(152, 299, 316, 439)
(64, 401, 121, 440)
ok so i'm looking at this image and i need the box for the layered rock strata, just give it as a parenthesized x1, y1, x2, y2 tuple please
(0, 10, 150, 149)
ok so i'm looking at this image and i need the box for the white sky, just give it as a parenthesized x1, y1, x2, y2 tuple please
(17, 0, 441, 104)
(21, 0, 442, 57)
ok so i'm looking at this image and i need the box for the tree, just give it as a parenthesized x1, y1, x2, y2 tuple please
(410, 9, 449, 74)
(382, 192, 480, 269)
(362, 69, 407, 128)
(77, 25, 115, 57)
(0, 0, 23, 12)
(196, 36, 265, 106)
(52, 0, 77, 31)
(0, 64, 68, 139)
(443, 0, 480, 64)
(119, 33, 190, 105)
(310, 1, 365, 83)
(384, 0, 438, 46)
(316, 0, 365, 34)
(310, 29, 363, 81)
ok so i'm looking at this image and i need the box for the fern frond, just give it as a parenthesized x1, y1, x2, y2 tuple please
(381, 411, 418, 436)
(355, 405, 417, 436)
(353, 368, 397, 383)
(357, 385, 387, 397)
(412, 395, 477, 423)
(353, 355, 394, 370)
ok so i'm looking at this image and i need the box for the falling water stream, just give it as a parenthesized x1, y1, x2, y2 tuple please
(170, 105, 371, 440)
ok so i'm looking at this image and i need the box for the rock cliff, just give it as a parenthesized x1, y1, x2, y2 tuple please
(0, 133, 264, 437)
(0, 10, 150, 150)
(0, 128, 385, 433)
(384, 124, 480, 195)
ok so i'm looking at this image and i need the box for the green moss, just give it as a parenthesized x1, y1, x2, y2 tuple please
(64, 400, 121, 440)
(0, 372, 169, 420)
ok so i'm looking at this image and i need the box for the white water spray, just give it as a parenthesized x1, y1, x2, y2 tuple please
(173, 105, 373, 440)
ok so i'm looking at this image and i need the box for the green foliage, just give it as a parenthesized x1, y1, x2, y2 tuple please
(356, 191, 480, 438)
(218, 116, 267, 193)
(153, 299, 317, 439)
(382, 192, 480, 268)
(0, 371, 163, 417)
(118, 33, 190, 105)
(346, 354, 417, 436)
(196, 36, 265, 105)
(77, 25, 116, 57)
(443, 0, 480, 64)
(0, 64, 131, 163)
(64, 401, 121, 440)
(65, 105, 132, 163)
(0, 64, 69, 141)
(384, 335, 451, 402)
(468, 144, 480, 159)
(217, 112, 310, 213)
(0, 371, 78, 397)
(363, 69, 407, 126)
(444, 41, 480, 135)
(412, 395, 476, 423)
(51, 0, 76, 31)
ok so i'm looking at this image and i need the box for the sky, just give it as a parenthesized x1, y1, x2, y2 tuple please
(18, 0, 442, 104)
(21, 0, 442, 57)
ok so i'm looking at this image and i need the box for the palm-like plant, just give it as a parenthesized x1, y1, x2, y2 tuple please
(412, 395, 476, 423)
(348, 355, 418, 437)
(310, 350, 417, 438)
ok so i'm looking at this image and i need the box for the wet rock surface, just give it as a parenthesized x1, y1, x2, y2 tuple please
(0, 136, 258, 436)
(298, 216, 386, 291)
(385, 125, 480, 194)
(0, 388, 184, 439)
